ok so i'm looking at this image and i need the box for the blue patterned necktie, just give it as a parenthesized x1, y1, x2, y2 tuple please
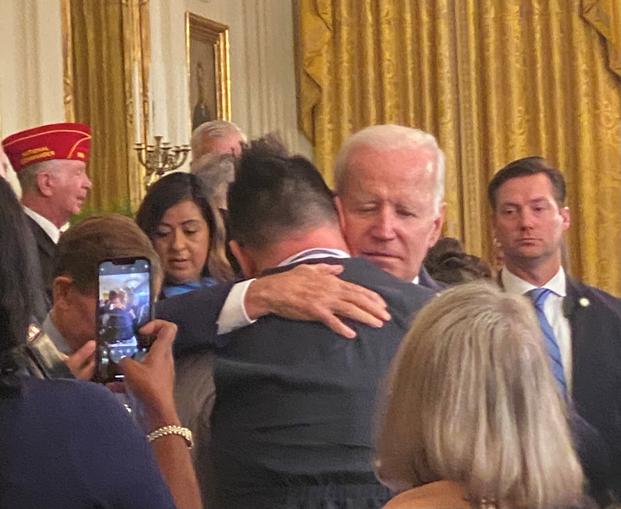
(527, 288, 568, 397)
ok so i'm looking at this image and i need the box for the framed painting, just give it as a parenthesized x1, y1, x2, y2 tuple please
(186, 12, 231, 130)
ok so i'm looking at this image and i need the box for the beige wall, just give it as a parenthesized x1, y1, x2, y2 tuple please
(150, 0, 312, 165)
(0, 0, 312, 181)
(0, 0, 65, 190)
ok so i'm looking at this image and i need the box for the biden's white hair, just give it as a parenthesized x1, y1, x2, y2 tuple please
(334, 124, 445, 214)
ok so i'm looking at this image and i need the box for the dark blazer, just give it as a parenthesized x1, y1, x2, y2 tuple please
(565, 277, 621, 502)
(156, 281, 235, 354)
(418, 265, 445, 291)
(22, 215, 52, 320)
(498, 270, 621, 504)
(156, 261, 441, 355)
(0, 378, 176, 508)
(26, 215, 56, 304)
(206, 258, 433, 508)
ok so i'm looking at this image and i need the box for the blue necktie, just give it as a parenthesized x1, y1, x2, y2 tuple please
(527, 288, 567, 397)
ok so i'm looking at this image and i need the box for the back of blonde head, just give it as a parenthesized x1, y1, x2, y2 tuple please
(376, 282, 584, 509)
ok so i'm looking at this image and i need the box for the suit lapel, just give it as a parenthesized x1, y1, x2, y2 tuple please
(26, 215, 56, 258)
(565, 277, 590, 403)
(418, 266, 444, 291)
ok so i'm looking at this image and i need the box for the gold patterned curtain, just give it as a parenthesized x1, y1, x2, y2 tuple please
(64, 0, 149, 216)
(582, 0, 621, 76)
(297, 0, 621, 296)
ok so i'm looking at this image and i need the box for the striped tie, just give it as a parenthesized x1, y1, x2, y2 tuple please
(527, 288, 567, 397)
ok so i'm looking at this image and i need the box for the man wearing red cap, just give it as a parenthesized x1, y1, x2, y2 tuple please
(2, 122, 93, 300)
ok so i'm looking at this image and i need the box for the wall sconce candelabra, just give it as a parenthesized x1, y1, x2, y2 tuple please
(134, 136, 191, 189)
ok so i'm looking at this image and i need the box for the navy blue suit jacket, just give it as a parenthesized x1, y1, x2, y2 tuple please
(497, 271, 621, 504)
(0, 377, 175, 508)
(24, 215, 53, 320)
(157, 257, 434, 508)
(156, 258, 438, 355)
(564, 277, 621, 502)
(25, 216, 56, 301)
(418, 266, 445, 291)
(209, 258, 433, 508)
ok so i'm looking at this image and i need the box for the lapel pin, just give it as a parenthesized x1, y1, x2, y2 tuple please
(578, 297, 590, 308)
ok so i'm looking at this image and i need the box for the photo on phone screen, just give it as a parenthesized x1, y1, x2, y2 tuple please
(96, 257, 152, 382)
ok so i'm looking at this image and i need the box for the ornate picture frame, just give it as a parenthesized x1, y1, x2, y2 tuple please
(186, 12, 231, 131)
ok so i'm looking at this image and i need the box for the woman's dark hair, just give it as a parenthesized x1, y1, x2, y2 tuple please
(0, 179, 35, 393)
(135, 172, 233, 282)
(424, 237, 492, 285)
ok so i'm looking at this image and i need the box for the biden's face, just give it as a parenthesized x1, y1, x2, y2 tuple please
(336, 145, 444, 282)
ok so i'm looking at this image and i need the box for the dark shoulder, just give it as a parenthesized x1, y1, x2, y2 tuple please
(24, 215, 50, 241)
(340, 258, 435, 325)
(156, 280, 235, 316)
(418, 266, 447, 291)
(341, 258, 434, 294)
(24, 214, 42, 232)
(567, 278, 621, 318)
(23, 377, 118, 406)
(18, 378, 134, 427)
(17, 378, 146, 448)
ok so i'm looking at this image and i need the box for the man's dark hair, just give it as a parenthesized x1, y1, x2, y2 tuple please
(227, 136, 338, 249)
(487, 156, 566, 210)
(424, 237, 492, 285)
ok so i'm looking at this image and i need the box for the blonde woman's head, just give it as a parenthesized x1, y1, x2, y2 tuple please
(376, 282, 584, 509)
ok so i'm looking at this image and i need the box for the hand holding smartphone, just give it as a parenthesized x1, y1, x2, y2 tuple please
(117, 319, 178, 428)
(96, 257, 153, 383)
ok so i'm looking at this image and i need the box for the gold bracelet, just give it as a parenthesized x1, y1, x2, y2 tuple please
(147, 425, 193, 449)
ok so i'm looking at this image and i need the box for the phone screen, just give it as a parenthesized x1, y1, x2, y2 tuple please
(96, 257, 152, 382)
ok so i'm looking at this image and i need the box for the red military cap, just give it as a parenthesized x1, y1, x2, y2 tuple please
(1, 122, 91, 172)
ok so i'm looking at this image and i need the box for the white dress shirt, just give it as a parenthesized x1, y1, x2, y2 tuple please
(23, 206, 63, 244)
(501, 266, 573, 389)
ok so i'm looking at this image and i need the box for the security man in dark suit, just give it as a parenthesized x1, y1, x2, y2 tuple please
(162, 138, 433, 508)
(2, 122, 92, 306)
(489, 156, 621, 506)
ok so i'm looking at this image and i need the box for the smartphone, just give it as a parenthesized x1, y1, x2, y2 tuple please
(96, 257, 153, 382)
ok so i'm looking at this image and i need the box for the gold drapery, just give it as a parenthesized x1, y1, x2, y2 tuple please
(297, 0, 621, 295)
(582, 0, 621, 77)
(63, 0, 150, 216)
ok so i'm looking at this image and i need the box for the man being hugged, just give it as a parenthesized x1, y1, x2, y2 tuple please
(201, 137, 433, 508)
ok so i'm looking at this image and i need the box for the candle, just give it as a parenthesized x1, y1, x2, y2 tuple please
(133, 66, 143, 142)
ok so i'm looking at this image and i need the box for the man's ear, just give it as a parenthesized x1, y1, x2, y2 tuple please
(52, 276, 74, 309)
(428, 202, 446, 248)
(229, 240, 257, 278)
(491, 208, 500, 238)
(560, 206, 570, 231)
(36, 170, 54, 197)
